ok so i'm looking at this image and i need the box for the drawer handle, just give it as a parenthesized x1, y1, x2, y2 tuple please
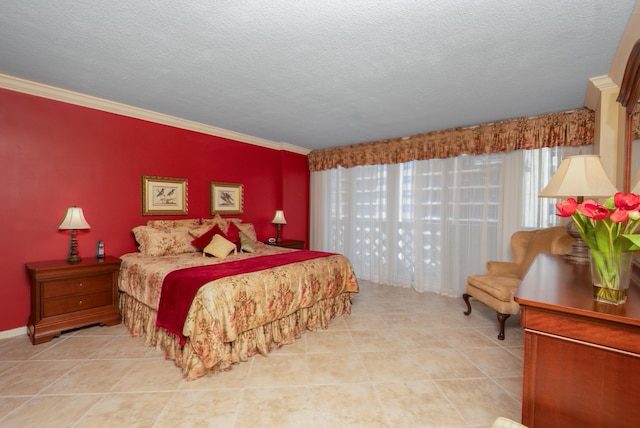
(77, 282, 83, 287)
(78, 300, 83, 305)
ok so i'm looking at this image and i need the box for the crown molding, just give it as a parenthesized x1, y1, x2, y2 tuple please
(0, 73, 311, 155)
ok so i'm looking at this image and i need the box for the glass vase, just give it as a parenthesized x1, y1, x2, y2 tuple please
(589, 250, 633, 305)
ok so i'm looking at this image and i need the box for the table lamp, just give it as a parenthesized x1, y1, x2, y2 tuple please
(271, 210, 287, 243)
(58, 206, 91, 263)
(539, 155, 618, 264)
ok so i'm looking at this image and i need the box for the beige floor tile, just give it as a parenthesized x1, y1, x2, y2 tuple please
(0, 336, 57, 361)
(111, 359, 185, 392)
(235, 386, 313, 428)
(344, 313, 390, 331)
(0, 394, 102, 428)
(493, 376, 523, 403)
(433, 327, 502, 349)
(436, 378, 521, 425)
(307, 352, 369, 384)
(0, 397, 30, 419)
(392, 328, 452, 350)
(462, 347, 523, 378)
(40, 359, 138, 394)
(0, 360, 77, 396)
(155, 389, 241, 427)
(359, 350, 431, 382)
(309, 383, 389, 427)
(74, 392, 173, 428)
(305, 330, 356, 353)
(374, 380, 467, 426)
(89, 335, 162, 359)
(352, 329, 410, 352)
(30, 335, 116, 360)
(245, 353, 310, 387)
(414, 348, 487, 380)
(71, 323, 128, 336)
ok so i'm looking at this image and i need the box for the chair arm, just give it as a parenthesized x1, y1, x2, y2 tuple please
(486, 261, 521, 278)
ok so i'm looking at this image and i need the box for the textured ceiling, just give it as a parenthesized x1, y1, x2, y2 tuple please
(0, 1, 636, 151)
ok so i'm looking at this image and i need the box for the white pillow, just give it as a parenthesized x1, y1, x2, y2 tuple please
(203, 234, 237, 258)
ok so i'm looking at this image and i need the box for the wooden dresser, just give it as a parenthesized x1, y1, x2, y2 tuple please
(26, 256, 121, 344)
(514, 254, 640, 428)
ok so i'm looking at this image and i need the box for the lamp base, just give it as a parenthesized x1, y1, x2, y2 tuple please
(563, 220, 591, 264)
(275, 224, 283, 243)
(66, 230, 82, 264)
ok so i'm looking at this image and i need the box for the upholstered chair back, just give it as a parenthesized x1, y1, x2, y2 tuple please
(514, 226, 573, 279)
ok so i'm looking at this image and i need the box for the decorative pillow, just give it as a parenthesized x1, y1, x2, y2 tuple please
(201, 214, 229, 234)
(203, 234, 237, 258)
(132, 225, 197, 256)
(225, 221, 241, 248)
(236, 223, 257, 242)
(239, 231, 256, 253)
(190, 224, 225, 251)
(188, 224, 212, 239)
(146, 219, 200, 230)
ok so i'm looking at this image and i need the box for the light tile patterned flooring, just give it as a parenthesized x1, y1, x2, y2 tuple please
(0, 280, 523, 427)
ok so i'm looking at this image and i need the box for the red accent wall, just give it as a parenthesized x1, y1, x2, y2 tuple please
(0, 88, 310, 332)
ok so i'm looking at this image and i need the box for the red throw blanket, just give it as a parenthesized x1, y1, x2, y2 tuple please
(155, 250, 335, 345)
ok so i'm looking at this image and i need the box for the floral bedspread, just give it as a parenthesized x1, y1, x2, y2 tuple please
(118, 243, 358, 379)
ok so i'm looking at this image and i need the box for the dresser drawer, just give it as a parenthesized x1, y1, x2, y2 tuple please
(42, 274, 112, 299)
(43, 290, 114, 317)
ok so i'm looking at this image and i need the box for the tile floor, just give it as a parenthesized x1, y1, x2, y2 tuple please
(0, 280, 523, 427)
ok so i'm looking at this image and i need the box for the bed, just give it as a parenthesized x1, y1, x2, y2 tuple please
(118, 217, 358, 380)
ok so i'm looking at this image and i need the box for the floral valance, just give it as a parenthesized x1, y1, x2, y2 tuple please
(308, 108, 595, 172)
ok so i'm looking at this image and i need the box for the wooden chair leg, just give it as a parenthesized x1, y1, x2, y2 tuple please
(496, 312, 510, 340)
(462, 293, 472, 315)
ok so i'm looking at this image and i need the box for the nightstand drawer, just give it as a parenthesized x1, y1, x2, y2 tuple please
(42, 274, 112, 299)
(43, 290, 114, 317)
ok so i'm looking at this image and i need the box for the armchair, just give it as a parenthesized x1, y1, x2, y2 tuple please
(463, 226, 573, 340)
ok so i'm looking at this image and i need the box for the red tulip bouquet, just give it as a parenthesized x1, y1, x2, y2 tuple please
(556, 192, 640, 303)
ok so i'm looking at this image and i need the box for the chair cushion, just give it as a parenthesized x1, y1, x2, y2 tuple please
(466, 274, 520, 302)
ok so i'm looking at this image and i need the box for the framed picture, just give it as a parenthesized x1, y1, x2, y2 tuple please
(141, 176, 188, 215)
(210, 182, 243, 215)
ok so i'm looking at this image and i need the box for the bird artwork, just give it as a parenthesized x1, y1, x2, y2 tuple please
(219, 191, 234, 206)
(153, 186, 177, 205)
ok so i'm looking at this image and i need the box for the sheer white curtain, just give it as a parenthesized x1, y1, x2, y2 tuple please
(310, 146, 591, 297)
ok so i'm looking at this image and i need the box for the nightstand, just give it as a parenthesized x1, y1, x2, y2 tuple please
(266, 239, 305, 249)
(25, 256, 121, 344)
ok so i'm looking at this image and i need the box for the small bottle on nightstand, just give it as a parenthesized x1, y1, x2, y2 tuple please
(96, 240, 105, 259)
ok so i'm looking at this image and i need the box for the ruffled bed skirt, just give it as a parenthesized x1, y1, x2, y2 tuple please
(119, 291, 355, 380)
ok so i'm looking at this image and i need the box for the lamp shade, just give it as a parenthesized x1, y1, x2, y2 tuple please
(58, 207, 91, 230)
(539, 155, 618, 199)
(271, 210, 287, 224)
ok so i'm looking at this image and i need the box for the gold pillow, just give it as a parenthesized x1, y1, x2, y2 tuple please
(239, 231, 256, 253)
(203, 234, 237, 258)
(237, 223, 257, 242)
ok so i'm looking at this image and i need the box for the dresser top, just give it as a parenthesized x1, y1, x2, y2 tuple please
(515, 254, 640, 327)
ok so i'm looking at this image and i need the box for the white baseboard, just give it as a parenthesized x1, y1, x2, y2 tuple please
(0, 326, 28, 340)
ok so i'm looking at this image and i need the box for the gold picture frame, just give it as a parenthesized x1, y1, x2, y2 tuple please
(141, 176, 188, 215)
(210, 182, 243, 215)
